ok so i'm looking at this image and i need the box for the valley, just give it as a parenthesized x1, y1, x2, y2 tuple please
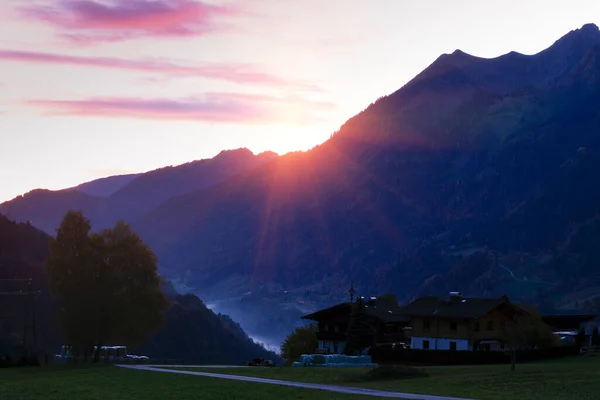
(4, 23, 600, 354)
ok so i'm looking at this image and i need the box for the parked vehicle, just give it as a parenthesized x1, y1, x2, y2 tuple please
(54, 345, 149, 364)
(247, 357, 275, 367)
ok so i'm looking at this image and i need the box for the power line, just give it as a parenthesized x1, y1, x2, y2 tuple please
(0, 278, 33, 281)
(0, 277, 40, 357)
(0, 290, 41, 296)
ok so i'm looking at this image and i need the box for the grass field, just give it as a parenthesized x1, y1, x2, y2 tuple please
(178, 354, 600, 400)
(0, 365, 376, 400)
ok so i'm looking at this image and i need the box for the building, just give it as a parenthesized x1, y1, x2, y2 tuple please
(541, 312, 597, 347)
(301, 297, 410, 354)
(301, 288, 597, 354)
(395, 292, 597, 351)
(399, 293, 526, 351)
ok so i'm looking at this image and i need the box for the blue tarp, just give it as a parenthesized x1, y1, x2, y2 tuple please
(293, 354, 378, 367)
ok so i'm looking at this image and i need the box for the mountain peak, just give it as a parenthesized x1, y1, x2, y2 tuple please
(215, 148, 255, 159)
(580, 23, 599, 33)
(551, 23, 600, 48)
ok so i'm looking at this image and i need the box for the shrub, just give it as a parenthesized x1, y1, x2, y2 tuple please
(370, 346, 580, 365)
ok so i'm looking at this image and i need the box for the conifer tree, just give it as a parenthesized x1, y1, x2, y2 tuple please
(344, 297, 376, 355)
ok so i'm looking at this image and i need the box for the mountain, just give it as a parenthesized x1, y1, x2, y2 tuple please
(69, 173, 142, 197)
(0, 213, 278, 364)
(0, 148, 278, 233)
(128, 24, 600, 341)
(7, 24, 600, 348)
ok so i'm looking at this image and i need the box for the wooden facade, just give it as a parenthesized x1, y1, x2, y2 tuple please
(301, 300, 410, 354)
(409, 300, 521, 351)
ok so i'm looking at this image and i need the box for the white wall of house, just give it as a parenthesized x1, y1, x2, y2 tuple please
(411, 337, 469, 351)
(474, 340, 505, 351)
(318, 340, 346, 354)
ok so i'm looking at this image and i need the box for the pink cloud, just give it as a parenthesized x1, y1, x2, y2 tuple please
(26, 92, 335, 125)
(0, 49, 321, 90)
(19, 0, 237, 43)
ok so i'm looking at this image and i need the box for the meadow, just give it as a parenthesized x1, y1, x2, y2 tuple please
(179, 354, 600, 400)
(0, 365, 374, 400)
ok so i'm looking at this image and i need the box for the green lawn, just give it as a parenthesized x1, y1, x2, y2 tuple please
(0, 365, 375, 400)
(178, 354, 600, 400)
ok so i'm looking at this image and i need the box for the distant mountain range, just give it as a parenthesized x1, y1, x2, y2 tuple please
(69, 173, 142, 197)
(4, 24, 600, 347)
(0, 215, 279, 364)
(0, 148, 277, 233)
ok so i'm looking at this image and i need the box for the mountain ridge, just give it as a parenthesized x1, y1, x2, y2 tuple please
(5, 24, 600, 346)
(0, 148, 278, 233)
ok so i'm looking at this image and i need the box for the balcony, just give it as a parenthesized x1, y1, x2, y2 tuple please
(316, 332, 346, 341)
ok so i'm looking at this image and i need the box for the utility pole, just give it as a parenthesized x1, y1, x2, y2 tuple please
(22, 279, 39, 359)
(0, 277, 40, 359)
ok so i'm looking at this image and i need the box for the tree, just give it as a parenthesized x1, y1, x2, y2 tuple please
(377, 293, 399, 306)
(591, 326, 599, 346)
(280, 324, 318, 363)
(504, 310, 560, 372)
(46, 211, 169, 361)
(344, 297, 376, 355)
(576, 327, 587, 348)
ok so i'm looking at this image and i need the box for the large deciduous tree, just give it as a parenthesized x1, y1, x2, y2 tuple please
(280, 324, 318, 363)
(46, 211, 169, 361)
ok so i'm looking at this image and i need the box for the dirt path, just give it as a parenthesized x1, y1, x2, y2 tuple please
(116, 364, 475, 400)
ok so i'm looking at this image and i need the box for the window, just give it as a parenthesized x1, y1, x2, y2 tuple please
(500, 319, 506, 330)
(423, 340, 430, 350)
(324, 324, 329, 332)
(334, 325, 339, 333)
(449, 321, 458, 331)
(487, 321, 494, 331)
(474, 320, 480, 332)
(423, 319, 431, 331)
(449, 341, 457, 351)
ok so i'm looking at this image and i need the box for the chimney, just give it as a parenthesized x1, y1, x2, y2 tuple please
(447, 292, 462, 303)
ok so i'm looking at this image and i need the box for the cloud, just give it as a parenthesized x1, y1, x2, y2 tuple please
(26, 92, 335, 125)
(18, 0, 237, 43)
(0, 49, 321, 90)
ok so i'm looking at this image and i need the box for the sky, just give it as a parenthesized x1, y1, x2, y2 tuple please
(1, 0, 600, 202)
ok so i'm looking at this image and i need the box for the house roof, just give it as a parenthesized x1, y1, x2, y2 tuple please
(301, 302, 352, 321)
(541, 313, 597, 330)
(301, 301, 410, 323)
(397, 295, 521, 319)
